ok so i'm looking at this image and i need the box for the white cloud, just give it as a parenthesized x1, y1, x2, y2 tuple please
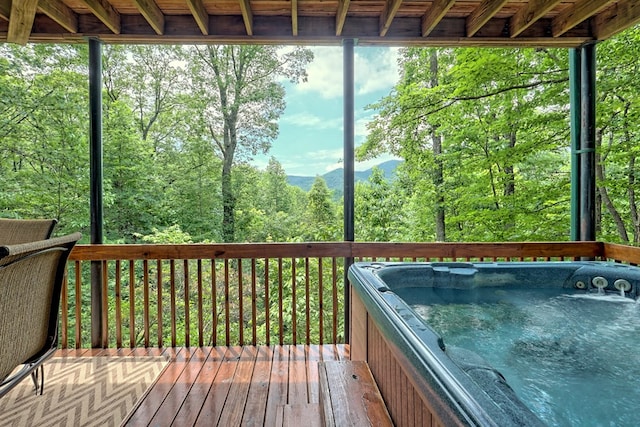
(295, 47, 343, 99)
(356, 47, 400, 96)
(282, 112, 342, 130)
(295, 47, 400, 99)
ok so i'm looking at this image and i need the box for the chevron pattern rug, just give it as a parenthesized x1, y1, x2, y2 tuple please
(0, 356, 168, 427)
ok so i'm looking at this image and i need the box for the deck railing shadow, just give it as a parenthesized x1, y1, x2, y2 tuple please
(61, 241, 640, 349)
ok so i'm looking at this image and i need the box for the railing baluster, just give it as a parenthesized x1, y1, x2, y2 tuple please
(238, 258, 244, 345)
(332, 257, 338, 343)
(102, 260, 108, 347)
(264, 258, 270, 346)
(305, 257, 310, 345)
(224, 259, 230, 346)
(278, 258, 283, 345)
(291, 257, 297, 345)
(251, 259, 257, 346)
(115, 260, 122, 348)
(211, 259, 217, 346)
(75, 260, 81, 349)
(184, 259, 190, 348)
(157, 259, 163, 348)
(197, 259, 203, 347)
(170, 260, 176, 347)
(129, 260, 135, 348)
(143, 259, 150, 347)
(319, 257, 324, 346)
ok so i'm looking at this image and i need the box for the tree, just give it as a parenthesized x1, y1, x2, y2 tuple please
(355, 167, 406, 241)
(361, 47, 572, 242)
(303, 177, 339, 241)
(189, 46, 313, 242)
(0, 44, 90, 235)
(594, 26, 640, 244)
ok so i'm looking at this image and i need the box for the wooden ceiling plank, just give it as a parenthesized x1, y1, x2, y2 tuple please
(84, 0, 121, 34)
(292, 0, 298, 36)
(38, 0, 78, 33)
(7, 0, 38, 44)
(379, 0, 403, 37)
(0, 0, 10, 21)
(132, 0, 164, 35)
(594, 0, 640, 40)
(552, 0, 614, 37)
(186, 0, 209, 35)
(466, 0, 509, 37)
(336, 0, 351, 36)
(422, 0, 456, 37)
(510, 0, 562, 37)
(239, 0, 253, 36)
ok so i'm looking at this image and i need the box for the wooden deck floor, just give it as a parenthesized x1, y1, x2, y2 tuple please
(56, 345, 349, 426)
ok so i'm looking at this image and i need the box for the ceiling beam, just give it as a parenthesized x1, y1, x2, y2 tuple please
(84, 0, 121, 34)
(379, 0, 403, 37)
(7, 0, 38, 44)
(239, 0, 253, 36)
(292, 0, 298, 36)
(186, 0, 209, 35)
(336, 0, 351, 36)
(38, 0, 78, 33)
(422, 0, 456, 37)
(132, 0, 164, 35)
(510, 0, 562, 38)
(594, 0, 640, 40)
(0, 0, 10, 21)
(467, 0, 509, 37)
(552, 0, 613, 37)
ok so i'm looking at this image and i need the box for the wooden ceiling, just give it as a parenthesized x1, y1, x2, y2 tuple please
(1, 1, 639, 47)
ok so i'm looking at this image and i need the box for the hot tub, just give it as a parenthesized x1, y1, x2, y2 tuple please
(348, 261, 640, 427)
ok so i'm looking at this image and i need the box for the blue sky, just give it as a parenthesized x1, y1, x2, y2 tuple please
(251, 46, 402, 177)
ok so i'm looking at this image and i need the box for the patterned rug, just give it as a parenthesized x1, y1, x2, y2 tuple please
(0, 356, 168, 427)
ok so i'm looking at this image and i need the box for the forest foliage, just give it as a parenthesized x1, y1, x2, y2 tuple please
(2, 28, 640, 246)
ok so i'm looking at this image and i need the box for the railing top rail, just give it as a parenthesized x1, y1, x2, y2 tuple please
(68, 241, 605, 261)
(602, 242, 640, 264)
(350, 241, 603, 259)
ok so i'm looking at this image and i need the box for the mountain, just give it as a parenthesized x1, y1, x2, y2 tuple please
(287, 160, 402, 194)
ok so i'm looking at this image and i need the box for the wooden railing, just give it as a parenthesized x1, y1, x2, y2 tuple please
(60, 241, 640, 349)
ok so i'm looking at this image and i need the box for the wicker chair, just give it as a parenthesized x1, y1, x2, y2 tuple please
(0, 232, 81, 398)
(0, 218, 58, 244)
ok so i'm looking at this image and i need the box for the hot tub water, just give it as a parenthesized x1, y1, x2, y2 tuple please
(407, 288, 640, 426)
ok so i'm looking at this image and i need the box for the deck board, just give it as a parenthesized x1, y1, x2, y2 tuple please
(193, 346, 241, 426)
(56, 344, 358, 427)
(263, 345, 290, 426)
(172, 347, 224, 426)
(241, 345, 274, 426)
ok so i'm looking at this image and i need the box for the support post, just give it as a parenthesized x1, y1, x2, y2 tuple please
(580, 43, 596, 242)
(89, 38, 104, 348)
(569, 48, 581, 241)
(343, 39, 355, 344)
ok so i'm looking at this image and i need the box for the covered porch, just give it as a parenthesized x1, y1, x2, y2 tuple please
(3, 1, 640, 426)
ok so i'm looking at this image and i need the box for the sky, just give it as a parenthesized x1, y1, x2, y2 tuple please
(250, 46, 402, 177)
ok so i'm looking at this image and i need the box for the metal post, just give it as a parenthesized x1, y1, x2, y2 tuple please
(89, 38, 104, 348)
(569, 48, 581, 241)
(580, 43, 596, 242)
(343, 39, 355, 344)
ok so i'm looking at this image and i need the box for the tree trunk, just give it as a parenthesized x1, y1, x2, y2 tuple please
(430, 50, 446, 242)
(596, 128, 629, 242)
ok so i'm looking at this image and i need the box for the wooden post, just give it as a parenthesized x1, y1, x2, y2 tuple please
(89, 38, 104, 348)
(343, 38, 355, 344)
